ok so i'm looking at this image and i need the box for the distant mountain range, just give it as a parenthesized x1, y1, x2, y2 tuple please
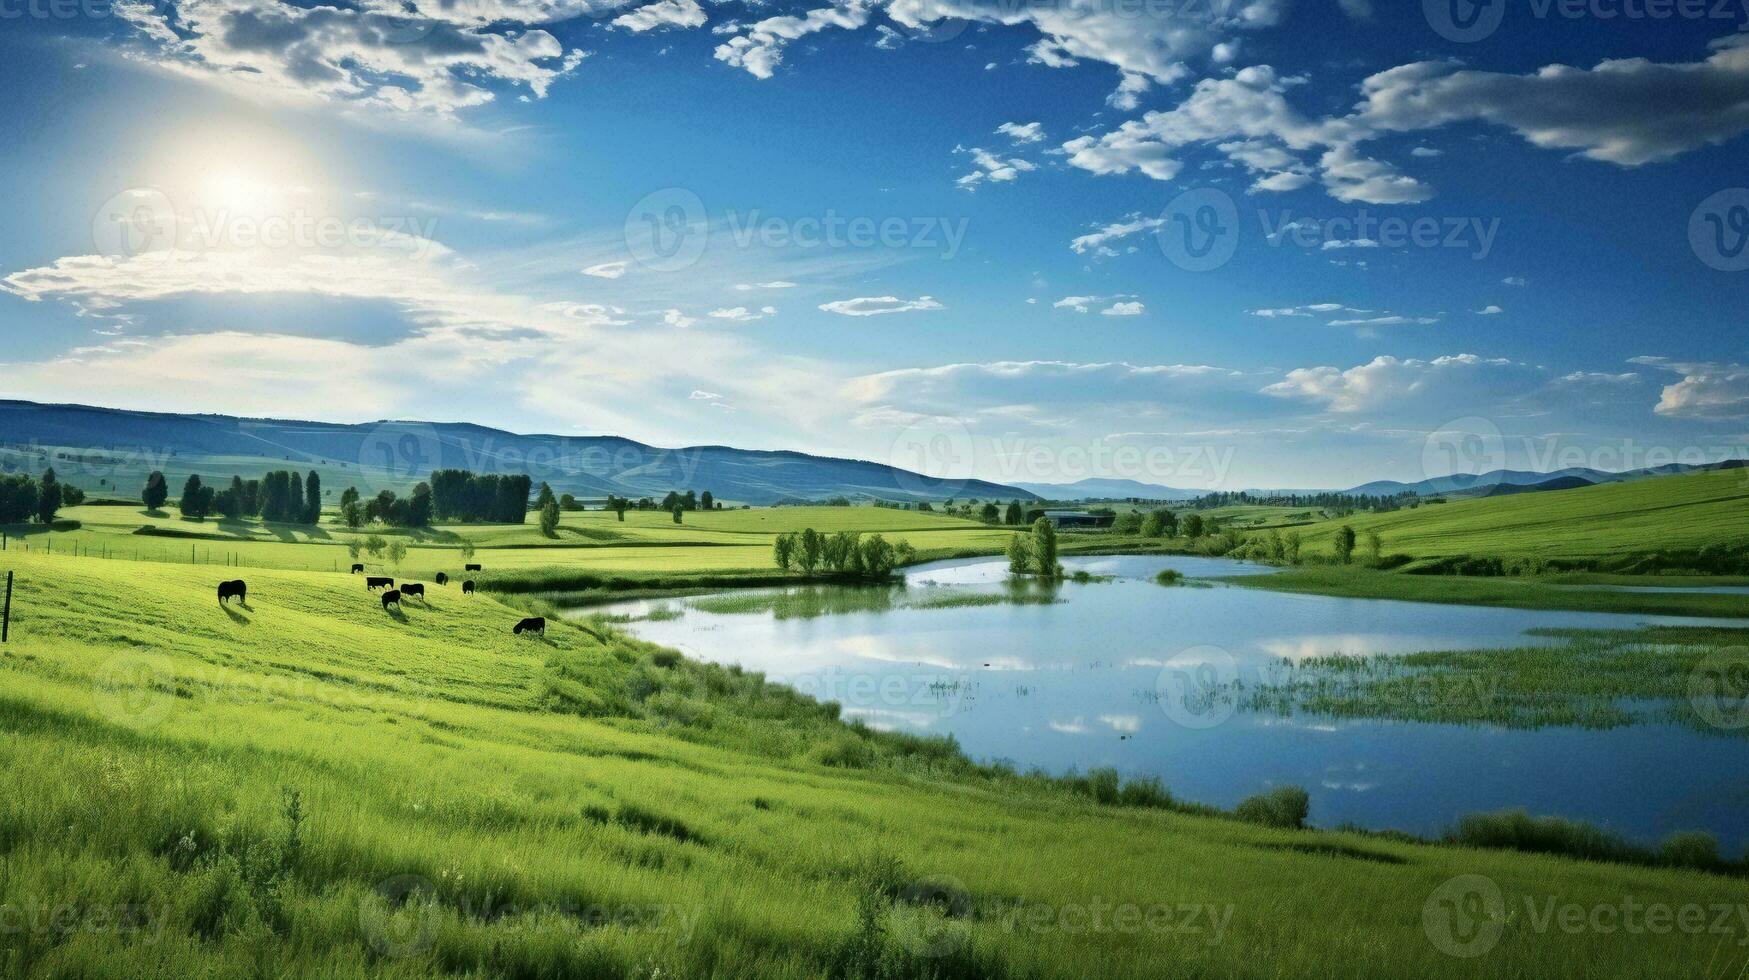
(1008, 478, 1204, 501)
(0, 400, 1034, 506)
(1343, 460, 1748, 498)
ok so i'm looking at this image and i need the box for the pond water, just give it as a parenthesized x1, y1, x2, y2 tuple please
(586, 555, 1749, 846)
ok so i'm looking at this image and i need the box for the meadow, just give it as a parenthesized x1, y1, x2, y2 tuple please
(1280, 468, 1749, 571)
(4, 547, 1748, 978)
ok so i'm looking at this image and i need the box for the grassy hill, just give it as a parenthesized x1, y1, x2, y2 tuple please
(2, 548, 1744, 977)
(1286, 468, 1749, 571)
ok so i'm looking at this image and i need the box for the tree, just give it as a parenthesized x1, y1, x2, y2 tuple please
(304, 471, 322, 524)
(701, 490, 714, 510)
(559, 493, 581, 512)
(980, 502, 1000, 524)
(774, 532, 796, 571)
(1180, 513, 1205, 539)
(797, 528, 823, 575)
(1030, 517, 1059, 577)
(217, 476, 247, 520)
(60, 484, 85, 508)
(1006, 533, 1031, 574)
(386, 540, 407, 568)
(1366, 530, 1383, 562)
(142, 471, 168, 511)
(1284, 531, 1303, 565)
(0, 474, 38, 524)
(540, 496, 561, 537)
(1005, 500, 1024, 525)
(35, 469, 60, 525)
(613, 497, 628, 522)
(1334, 524, 1357, 564)
(459, 540, 476, 562)
(535, 482, 557, 512)
(858, 534, 897, 578)
(671, 507, 683, 524)
(339, 487, 364, 529)
(405, 483, 433, 528)
(286, 472, 305, 526)
(364, 535, 387, 558)
(179, 474, 209, 519)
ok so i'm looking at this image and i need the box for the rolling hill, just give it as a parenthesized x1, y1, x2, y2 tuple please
(1008, 477, 1203, 501)
(1293, 467, 1749, 569)
(0, 400, 1033, 506)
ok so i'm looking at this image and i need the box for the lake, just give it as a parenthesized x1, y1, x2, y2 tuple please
(585, 554, 1749, 846)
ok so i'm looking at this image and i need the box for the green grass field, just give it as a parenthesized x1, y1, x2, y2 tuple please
(1285, 469, 1749, 568)
(3, 548, 1746, 978)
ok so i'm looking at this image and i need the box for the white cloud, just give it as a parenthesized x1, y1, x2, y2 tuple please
(1101, 300, 1144, 316)
(1503, 277, 1528, 286)
(1264, 353, 1530, 412)
(582, 261, 629, 279)
(612, 0, 707, 32)
(689, 389, 723, 400)
(1631, 357, 1749, 419)
(1357, 35, 1749, 167)
(1069, 214, 1166, 255)
(1249, 303, 1366, 318)
(956, 146, 1038, 189)
(708, 305, 777, 321)
(819, 295, 942, 316)
(1326, 314, 1439, 327)
(1475, 305, 1503, 315)
(660, 308, 697, 328)
(112, 0, 589, 116)
(996, 121, 1045, 144)
(735, 280, 798, 290)
(714, 2, 871, 79)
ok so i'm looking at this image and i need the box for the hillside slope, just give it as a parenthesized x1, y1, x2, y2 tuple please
(1292, 468, 1749, 568)
(1, 550, 1742, 977)
(0, 399, 1032, 505)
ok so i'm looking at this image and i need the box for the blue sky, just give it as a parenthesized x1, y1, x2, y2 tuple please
(1, 0, 1747, 489)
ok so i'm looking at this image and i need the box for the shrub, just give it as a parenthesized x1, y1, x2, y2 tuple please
(1659, 831, 1720, 871)
(1234, 786, 1310, 829)
(1447, 809, 1636, 864)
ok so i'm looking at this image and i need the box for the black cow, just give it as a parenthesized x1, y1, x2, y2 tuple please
(351, 563, 365, 574)
(217, 580, 247, 604)
(513, 616, 545, 636)
(401, 583, 426, 601)
(462, 580, 475, 595)
(464, 563, 482, 572)
(366, 576, 394, 591)
(381, 589, 402, 610)
(435, 572, 448, 586)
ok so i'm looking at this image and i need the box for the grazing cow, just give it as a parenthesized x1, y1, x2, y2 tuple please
(381, 590, 402, 611)
(462, 581, 475, 595)
(217, 580, 247, 604)
(366, 576, 394, 591)
(401, 583, 426, 601)
(351, 563, 365, 574)
(464, 563, 482, 572)
(513, 616, 545, 636)
(435, 572, 448, 586)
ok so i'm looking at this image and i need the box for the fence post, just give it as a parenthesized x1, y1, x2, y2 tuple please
(3, 570, 12, 644)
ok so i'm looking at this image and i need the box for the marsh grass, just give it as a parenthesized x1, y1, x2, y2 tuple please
(1244, 625, 1749, 733)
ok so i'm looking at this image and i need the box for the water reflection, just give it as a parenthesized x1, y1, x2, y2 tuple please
(589, 555, 1749, 846)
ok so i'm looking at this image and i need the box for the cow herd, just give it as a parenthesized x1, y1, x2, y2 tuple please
(213, 560, 543, 637)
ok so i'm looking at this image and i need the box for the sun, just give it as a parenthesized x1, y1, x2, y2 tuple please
(203, 169, 279, 218)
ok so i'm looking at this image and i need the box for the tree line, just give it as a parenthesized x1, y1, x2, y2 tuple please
(428, 470, 533, 524)
(0, 468, 79, 525)
(772, 529, 916, 580)
(158, 470, 323, 523)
